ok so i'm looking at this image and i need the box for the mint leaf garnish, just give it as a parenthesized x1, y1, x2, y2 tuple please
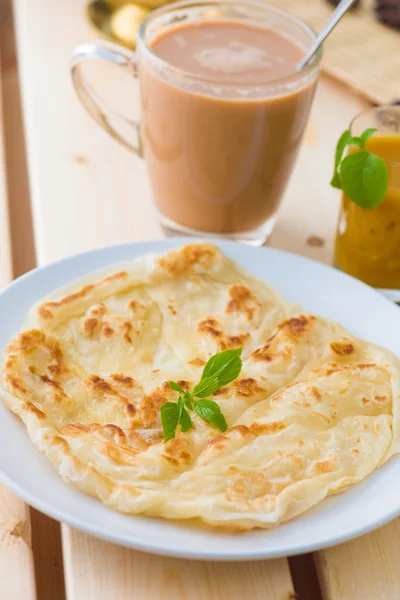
(177, 396, 184, 421)
(183, 391, 193, 410)
(360, 128, 378, 145)
(164, 348, 243, 442)
(340, 151, 389, 210)
(160, 402, 179, 442)
(177, 397, 193, 433)
(193, 399, 228, 432)
(330, 127, 388, 209)
(193, 376, 220, 399)
(169, 381, 186, 394)
(201, 348, 242, 387)
(331, 129, 352, 188)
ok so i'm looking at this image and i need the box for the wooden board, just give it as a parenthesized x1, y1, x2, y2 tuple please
(12, 0, 294, 598)
(267, 0, 400, 105)
(63, 528, 295, 600)
(0, 45, 37, 600)
(10, 0, 400, 598)
(316, 520, 400, 599)
(1, 2, 65, 598)
(0, 69, 12, 287)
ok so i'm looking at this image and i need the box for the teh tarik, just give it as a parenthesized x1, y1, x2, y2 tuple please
(140, 21, 317, 234)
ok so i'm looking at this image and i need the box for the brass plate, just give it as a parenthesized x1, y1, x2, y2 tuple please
(87, 0, 152, 48)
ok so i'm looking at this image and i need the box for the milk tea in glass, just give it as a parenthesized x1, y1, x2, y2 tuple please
(71, 1, 321, 244)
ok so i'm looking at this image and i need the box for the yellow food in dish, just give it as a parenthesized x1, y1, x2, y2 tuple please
(1, 243, 399, 529)
(334, 134, 400, 289)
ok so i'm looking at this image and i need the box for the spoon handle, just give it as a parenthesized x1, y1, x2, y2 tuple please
(298, 0, 357, 71)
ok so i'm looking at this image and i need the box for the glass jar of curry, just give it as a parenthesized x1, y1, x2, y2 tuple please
(334, 106, 400, 299)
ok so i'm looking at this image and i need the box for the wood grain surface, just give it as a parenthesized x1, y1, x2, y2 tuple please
(8, 0, 400, 598)
(0, 41, 37, 600)
(316, 521, 400, 600)
(0, 56, 12, 288)
(64, 528, 295, 600)
(0, 0, 36, 277)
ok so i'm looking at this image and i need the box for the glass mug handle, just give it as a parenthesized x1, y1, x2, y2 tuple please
(70, 41, 142, 155)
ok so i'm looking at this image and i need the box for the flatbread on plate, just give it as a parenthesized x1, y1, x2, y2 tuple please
(2, 243, 399, 529)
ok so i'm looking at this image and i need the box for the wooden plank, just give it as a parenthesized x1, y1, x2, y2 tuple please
(1, 2, 65, 599)
(13, 0, 294, 598)
(0, 74, 12, 288)
(0, 44, 37, 600)
(12, 1, 400, 599)
(0, 0, 35, 279)
(0, 487, 36, 600)
(315, 521, 400, 600)
(63, 529, 295, 600)
(0, 61, 36, 277)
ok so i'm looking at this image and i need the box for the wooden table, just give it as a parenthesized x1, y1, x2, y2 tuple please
(1, 0, 400, 598)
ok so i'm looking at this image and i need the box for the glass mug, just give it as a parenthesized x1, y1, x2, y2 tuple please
(72, 0, 321, 245)
(335, 105, 400, 302)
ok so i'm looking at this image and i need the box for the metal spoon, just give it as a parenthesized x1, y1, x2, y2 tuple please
(298, 0, 358, 71)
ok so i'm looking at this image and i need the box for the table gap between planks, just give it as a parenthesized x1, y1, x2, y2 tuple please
(0, 0, 397, 598)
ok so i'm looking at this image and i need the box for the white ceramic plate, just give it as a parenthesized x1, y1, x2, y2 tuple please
(0, 238, 399, 560)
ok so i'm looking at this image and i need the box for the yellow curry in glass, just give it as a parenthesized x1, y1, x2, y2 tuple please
(334, 106, 400, 292)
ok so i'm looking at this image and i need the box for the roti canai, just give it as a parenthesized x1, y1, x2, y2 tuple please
(1, 243, 399, 529)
